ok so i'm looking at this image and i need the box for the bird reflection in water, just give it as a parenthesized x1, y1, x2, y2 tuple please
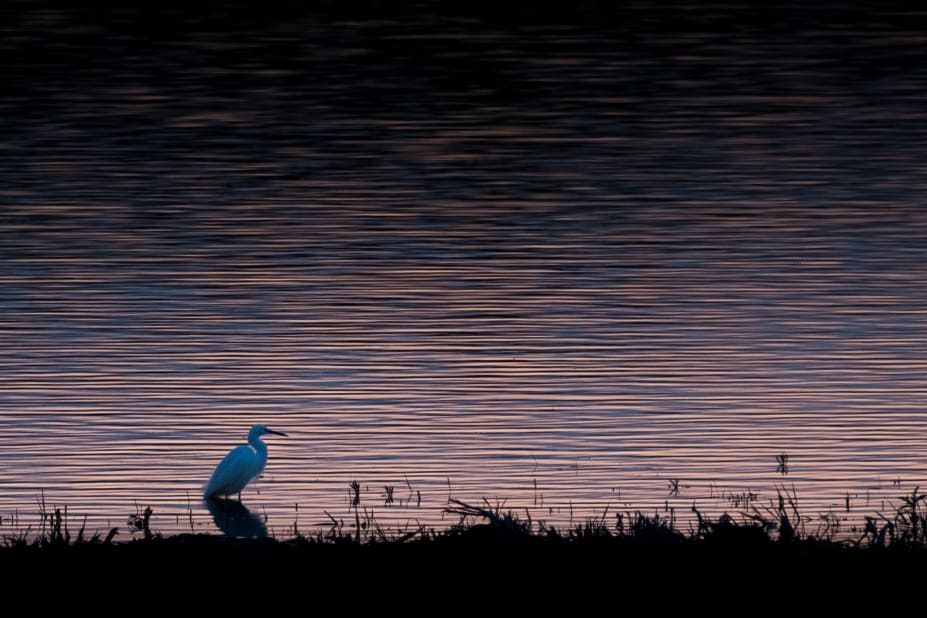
(206, 497, 268, 539)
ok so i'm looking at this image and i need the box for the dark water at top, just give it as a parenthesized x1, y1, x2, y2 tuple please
(1, 3, 926, 539)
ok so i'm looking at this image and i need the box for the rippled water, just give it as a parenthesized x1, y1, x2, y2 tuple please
(2, 4, 927, 540)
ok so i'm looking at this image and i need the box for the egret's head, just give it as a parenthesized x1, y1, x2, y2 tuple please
(249, 424, 287, 439)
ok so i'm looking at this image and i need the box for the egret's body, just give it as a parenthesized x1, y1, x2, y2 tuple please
(205, 425, 286, 500)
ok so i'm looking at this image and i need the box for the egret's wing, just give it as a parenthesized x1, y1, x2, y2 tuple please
(205, 445, 259, 497)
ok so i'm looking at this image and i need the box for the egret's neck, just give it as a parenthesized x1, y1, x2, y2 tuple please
(248, 434, 268, 452)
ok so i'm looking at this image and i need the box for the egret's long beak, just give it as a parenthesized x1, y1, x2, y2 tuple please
(266, 428, 287, 436)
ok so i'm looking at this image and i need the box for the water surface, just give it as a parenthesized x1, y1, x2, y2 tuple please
(1, 4, 927, 539)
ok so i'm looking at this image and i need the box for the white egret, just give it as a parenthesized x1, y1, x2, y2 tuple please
(204, 424, 287, 500)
